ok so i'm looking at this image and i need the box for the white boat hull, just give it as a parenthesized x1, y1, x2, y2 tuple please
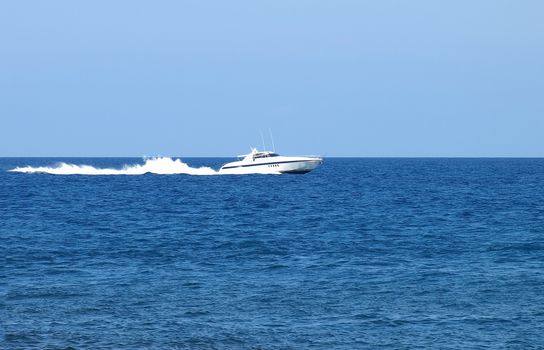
(276, 159, 322, 174)
(219, 158, 322, 175)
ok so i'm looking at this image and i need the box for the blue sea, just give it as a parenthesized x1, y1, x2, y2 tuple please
(2, 157, 544, 349)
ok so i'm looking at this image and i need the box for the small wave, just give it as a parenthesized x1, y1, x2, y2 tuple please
(9, 157, 281, 176)
(487, 242, 544, 253)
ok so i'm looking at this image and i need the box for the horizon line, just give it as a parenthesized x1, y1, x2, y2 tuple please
(1, 156, 543, 159)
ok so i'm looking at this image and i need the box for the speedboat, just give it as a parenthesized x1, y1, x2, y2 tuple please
(219, 148, 322, 174)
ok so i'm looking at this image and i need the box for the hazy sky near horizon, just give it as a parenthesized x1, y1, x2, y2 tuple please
(1, 1, 543, 157)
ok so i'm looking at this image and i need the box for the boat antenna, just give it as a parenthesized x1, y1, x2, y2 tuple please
(260, 130, 266, 151)
(269, 128, 275, 153)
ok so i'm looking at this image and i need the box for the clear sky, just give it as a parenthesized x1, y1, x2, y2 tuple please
(1, 1, 543, 157)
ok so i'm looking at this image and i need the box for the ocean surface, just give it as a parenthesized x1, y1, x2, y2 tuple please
(2, 157, 544, 349)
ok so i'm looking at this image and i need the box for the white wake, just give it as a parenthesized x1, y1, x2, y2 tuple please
(10, 157, 218, 176)
(9, 157, 281, 176)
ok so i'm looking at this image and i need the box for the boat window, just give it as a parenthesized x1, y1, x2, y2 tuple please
(253, 152, 279, 159)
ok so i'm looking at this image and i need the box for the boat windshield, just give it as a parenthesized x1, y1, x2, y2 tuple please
(254, 152, 279, 159)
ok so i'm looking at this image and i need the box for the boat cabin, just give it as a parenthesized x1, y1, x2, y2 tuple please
(238, 149, 279, 162)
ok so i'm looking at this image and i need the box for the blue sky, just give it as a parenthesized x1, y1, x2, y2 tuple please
(1, 1, 543, 157)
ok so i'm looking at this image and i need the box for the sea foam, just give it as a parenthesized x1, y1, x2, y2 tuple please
(10, 157, 218, 176)
(9, 157, 280, 175)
